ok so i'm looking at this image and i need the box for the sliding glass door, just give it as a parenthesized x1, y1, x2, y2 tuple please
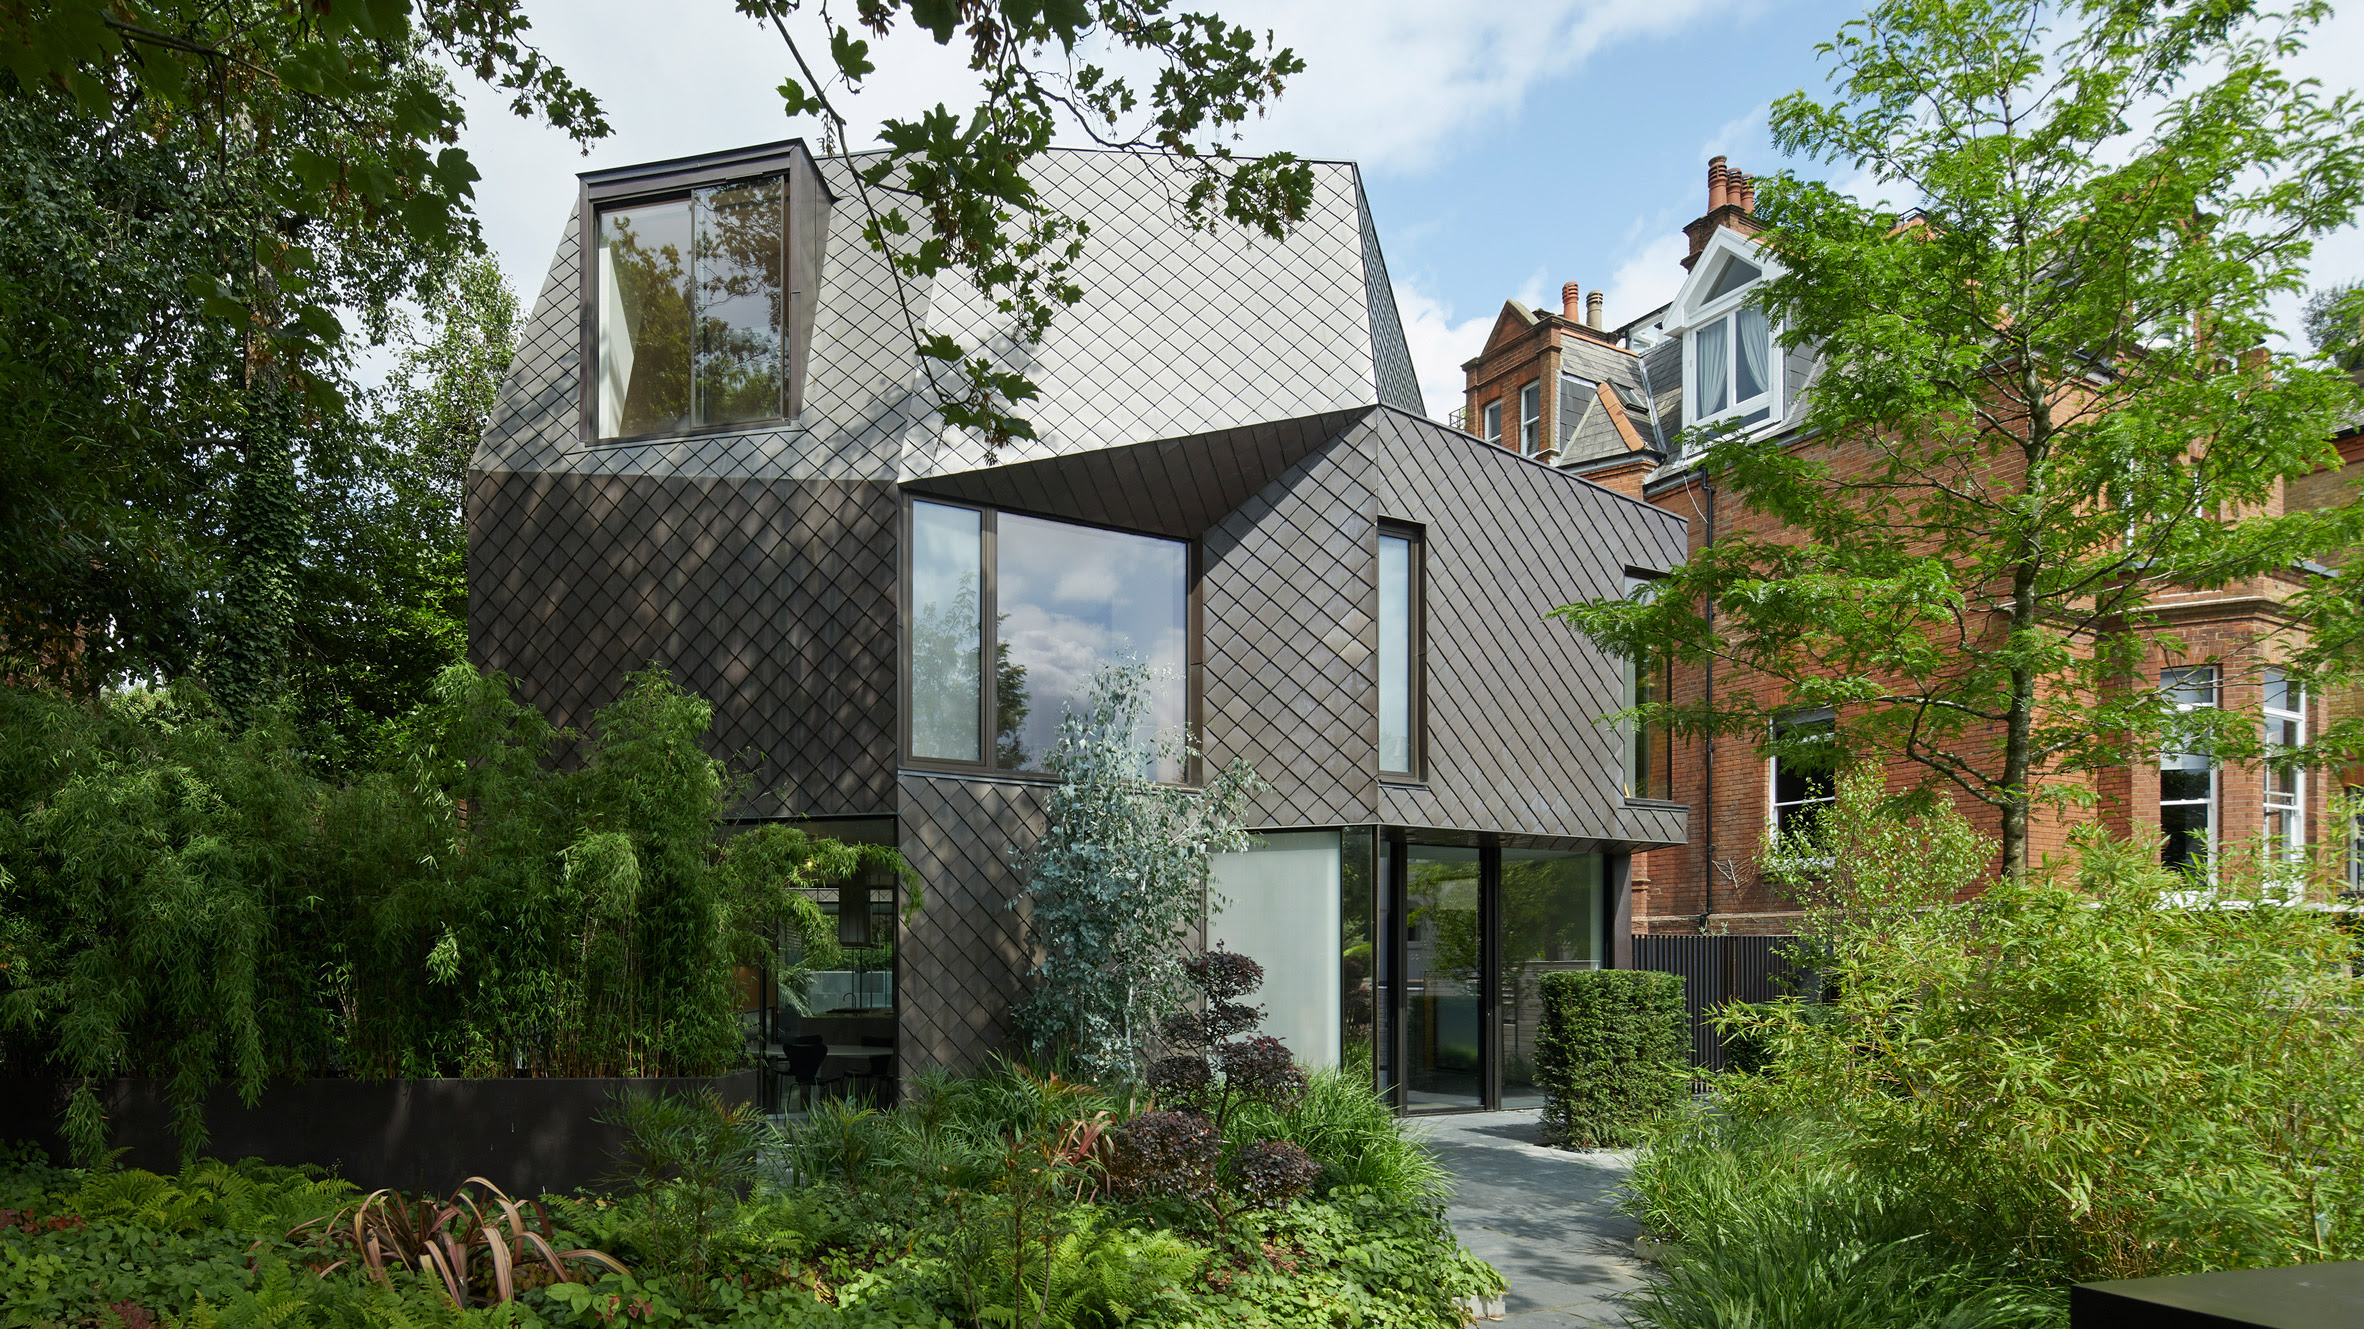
(1403, 845, 1484, 1111)
(1386, 837, 1606, 1112)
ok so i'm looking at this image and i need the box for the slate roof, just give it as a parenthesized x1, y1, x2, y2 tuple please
(474, 146, 1425, 486)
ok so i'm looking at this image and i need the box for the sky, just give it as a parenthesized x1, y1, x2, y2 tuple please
(447, 0, 2364, 423)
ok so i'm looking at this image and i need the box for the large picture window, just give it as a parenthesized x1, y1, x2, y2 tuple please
(2160, 665, 2218, 871)
(1378, 525, 1423, 777)
(905, 500, 1188, 781)
(595, 175, 788, 440)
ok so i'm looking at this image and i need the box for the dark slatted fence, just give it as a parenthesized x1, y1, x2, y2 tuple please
(1631, 934, 1809, 1076)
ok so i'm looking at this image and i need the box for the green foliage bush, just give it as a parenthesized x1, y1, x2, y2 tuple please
(0, 665, 906, 1163)
(1628, 772, 2364, 1328)
(1531, 970, 1687, 1148)
(0, 1052, 1498, 1329)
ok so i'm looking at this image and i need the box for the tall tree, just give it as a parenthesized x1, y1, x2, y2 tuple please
(287, 256, 520, 770)
(1558, 0, 2364, 880)
(0, 3, 604, 704)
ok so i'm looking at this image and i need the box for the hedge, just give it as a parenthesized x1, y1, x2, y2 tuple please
(1532, 969, 1687, 1148)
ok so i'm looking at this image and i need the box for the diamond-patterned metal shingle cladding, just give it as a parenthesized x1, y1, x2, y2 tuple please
(894, 774, 1046, 1077)
(472, 151, 1422, 491)
(1195, 407, 1690, 843)
(466, 470, 900, 818)
(466, 140, 1685, 1085)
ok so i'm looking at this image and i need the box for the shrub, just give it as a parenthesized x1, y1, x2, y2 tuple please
(1532, 969, 1687, 1147)
(1230, 1139, 1320, 1209)
(1011, 663, 1259, 1082)
(0, 666, 909, 1164)
(1726, 771, 2364, 1282)
(1231, 1065, 1448, 1200)
(1104, 1110, 1221, 1203)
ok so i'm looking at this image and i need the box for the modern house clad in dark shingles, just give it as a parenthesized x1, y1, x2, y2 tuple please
(470, 142, 1690, 1092)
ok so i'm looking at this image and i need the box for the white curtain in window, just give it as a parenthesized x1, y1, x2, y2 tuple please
(1695, 316, 1730, 416)
(1735, 307, 1771, 404)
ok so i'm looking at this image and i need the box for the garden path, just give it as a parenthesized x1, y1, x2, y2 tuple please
(1420, 1111, 1647, 1328)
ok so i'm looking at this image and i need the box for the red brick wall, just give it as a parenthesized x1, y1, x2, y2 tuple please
(1630, 440, 2342, 933)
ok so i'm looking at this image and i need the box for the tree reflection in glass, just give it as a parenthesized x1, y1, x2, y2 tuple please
(1496, 851, 1601, 1109)
(994, 512, 1187, 781)
(691, 177, 785, 426)
(909, 503, 983, 762)
(597, 200, 693, 437)
(596, 174, 787, 439)
(1404, 845, 1481, 1111)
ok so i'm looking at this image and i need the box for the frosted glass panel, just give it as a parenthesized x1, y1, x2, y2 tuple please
(1210, 831, 1343, 1070)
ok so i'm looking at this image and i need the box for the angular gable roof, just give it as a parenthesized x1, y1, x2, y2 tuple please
(475, 148, 1422, 488)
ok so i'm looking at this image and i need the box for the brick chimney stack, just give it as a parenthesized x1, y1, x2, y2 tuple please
(1683, 157, 1767, 269)
(1587, 289, 1604, 329)
(1561, 281, 1583, 321)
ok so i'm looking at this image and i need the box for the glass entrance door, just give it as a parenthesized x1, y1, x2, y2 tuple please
(1387, 838, 1606, 1112)
(1403, 844, 1484, 1111)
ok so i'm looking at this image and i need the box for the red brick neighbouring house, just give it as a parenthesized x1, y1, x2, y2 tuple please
(1461, 157, 2364, 933)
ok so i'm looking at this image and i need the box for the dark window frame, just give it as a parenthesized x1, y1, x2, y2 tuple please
(1620, 570, 1671, 802)
(898, 493, 1200, 786)
(1377, 520, 1427, 782)
(576, 140, 823, 448)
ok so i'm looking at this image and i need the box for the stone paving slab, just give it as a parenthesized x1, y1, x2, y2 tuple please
(1418, 1110, 1648, 1329)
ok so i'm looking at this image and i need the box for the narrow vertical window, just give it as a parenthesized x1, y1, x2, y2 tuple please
(908, 501, 984, 762)
(1769, 708, 1836, 839)
(1519, 380, 1542, 455)
(2160, 665, 2219, 871)
(2345, 784, 2363, 896)
(1621, 574, 1663, 799)
(2262, 668, 2306, 858)
(1378, 526, 1421, 776)
(1482, 400, 1502, 446)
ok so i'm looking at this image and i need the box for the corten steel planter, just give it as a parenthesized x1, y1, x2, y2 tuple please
(0, 1071, 756, 1196)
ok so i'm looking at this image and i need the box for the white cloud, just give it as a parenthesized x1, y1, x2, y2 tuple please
(1600, 231, 1692, 328)
(1699, 100, 1771, 167)
(1393, 278, 1497, 423)
(1232, 0, 1728, 171)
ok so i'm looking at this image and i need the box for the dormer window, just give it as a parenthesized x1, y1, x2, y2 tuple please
(1671, 236, 1780, 439)
(579, 141, 829, 444)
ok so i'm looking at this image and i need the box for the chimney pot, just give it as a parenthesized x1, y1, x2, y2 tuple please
(1736, 173, 1756, 213)
(1561, 281, 1583, 321)
(1708, 156, 1728, 212)
(1586, 289, 1604, 330)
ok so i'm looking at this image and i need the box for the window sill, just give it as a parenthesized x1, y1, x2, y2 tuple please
(1622, 797, 1686, 811)
(578, 418, 811, 451)
(1378, 777, 1429, 791)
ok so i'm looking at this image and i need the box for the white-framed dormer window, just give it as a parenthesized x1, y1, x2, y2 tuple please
(1482, 399, 1503, 446)
(1519, 380, 1542, 455)
(1670, 229, 1781, 439)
